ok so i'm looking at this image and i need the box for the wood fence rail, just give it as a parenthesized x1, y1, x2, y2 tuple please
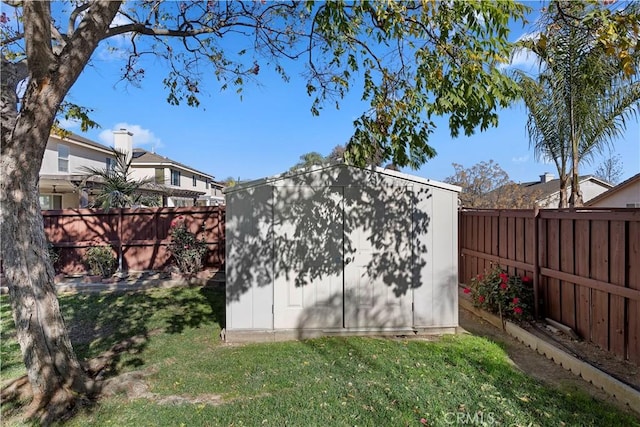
(459, 208, 640, 365)
(43, 206, 225, 274)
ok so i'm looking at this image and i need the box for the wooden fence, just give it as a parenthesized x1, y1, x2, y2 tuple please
(44, 206, 225, 274)
(459, 208, 640, 365)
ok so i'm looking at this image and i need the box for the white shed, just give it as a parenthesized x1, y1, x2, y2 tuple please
(224, 163, 460, 342)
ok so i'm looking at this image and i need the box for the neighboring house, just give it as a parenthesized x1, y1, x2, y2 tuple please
(585, 173, 640, 208)
(39, 130, 224, 208)
(40, 132, 117, 209)
(518, 172, 613, 208)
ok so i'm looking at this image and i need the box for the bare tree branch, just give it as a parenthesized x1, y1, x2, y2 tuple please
(68, 2, 91, 38)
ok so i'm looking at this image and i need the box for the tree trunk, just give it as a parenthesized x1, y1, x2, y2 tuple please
(569, 160, 584, 207)
(1, 80, 96, 424)
(558, 175, 569, 208)
(1, 2, 122, 421)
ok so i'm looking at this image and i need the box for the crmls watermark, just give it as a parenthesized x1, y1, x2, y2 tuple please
(443, 411, 497, 425)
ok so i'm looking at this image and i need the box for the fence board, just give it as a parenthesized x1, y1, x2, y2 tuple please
(507, 216, 515, 275)
(591, 220, 610, 350)
(478, 215, 486, 273)
(546, 218, 561, 321)
(538, 216, 548, 316)
(609, 220, 626, 359)
(574, 219, 591, 340)
(559, 219, 576, 330)
(629, 221, 640, 365)
(515, 217, 525, 277)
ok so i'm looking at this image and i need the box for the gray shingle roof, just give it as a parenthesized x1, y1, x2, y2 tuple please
(131, 148, 213, 179)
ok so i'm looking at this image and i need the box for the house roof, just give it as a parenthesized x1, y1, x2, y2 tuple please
(517, 175, 612, 200)
(585, 173, 640, 206)
(224, 162, 461, 194)
(51, 131, 113, 154)
(132, 149, 214, 179)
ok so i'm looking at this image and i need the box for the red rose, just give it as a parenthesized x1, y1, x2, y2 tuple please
(463, 288, 471, 294)
(500, 282, 508, 290)
(514, 306, 523, 315)
(512, 297, 520, 304)
(478, 295, 485, 303)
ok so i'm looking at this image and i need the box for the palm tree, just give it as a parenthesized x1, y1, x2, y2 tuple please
(82, 148, 163, 208)
(516, 71, 572, 207)
(515, 1, 640, 207)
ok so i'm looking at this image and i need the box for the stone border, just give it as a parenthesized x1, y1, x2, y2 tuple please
(459, 294, 640, 415)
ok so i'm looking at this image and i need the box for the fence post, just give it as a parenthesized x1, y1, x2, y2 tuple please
(117, 208, 124, 274)
(533, 207, 540, 319)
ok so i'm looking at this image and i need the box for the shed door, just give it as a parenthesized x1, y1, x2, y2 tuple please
(343, 186, 413, 328)
(273, 186, 344, 329)
(273, 185, 413, 330)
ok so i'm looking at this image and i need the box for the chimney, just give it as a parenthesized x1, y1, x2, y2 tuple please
(540, 172, 554, 183)
(113, 129, 133, 163)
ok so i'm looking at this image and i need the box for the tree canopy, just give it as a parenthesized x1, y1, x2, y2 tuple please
(444, 160, 540, 209)
(2, 0, 530, 167)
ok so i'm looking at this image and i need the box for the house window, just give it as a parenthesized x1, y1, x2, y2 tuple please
(106, 157, 116, 171)
(58, 144, 69, 172)
(171, 169, 180, 186)
(40, 195, 62, 210)
(193, 175, 197, 187)
(155, 168, 164, 184)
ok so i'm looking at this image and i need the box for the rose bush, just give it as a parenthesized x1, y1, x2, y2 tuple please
(167, 215, 208, 275)
(463, 264, 533, 320)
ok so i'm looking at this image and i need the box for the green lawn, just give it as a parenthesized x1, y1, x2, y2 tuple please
(1, 287, 638, 426)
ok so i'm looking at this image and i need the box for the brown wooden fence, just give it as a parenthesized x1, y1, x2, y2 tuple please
(44, 206, 225, 274)
(459, 208, 640, 365)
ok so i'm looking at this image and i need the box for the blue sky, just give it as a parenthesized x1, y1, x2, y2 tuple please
(58, 2, 639, 185)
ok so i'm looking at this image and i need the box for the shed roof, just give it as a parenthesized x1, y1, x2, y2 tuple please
(224, 162, 461, 194)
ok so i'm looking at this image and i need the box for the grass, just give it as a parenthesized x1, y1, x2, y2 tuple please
(1, 287, 638, 427)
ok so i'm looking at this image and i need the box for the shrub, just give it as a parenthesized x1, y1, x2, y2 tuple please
(47, 241, 60, 270)
(167, 215, 208, 275)
(84, 245, 117, 277)
(463, 264, 533, 321)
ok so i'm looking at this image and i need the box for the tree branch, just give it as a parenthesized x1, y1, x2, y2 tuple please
(105, 23, 220, 39)
(23, 1, 55, 79)
(68, 2, 91, 38)
(0, 32, 24, 46)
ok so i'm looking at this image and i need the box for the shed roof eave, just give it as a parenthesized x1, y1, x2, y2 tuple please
(224, 162, 461, 194)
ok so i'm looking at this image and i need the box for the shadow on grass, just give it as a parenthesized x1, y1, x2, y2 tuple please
(0, 284, 227, 422)
(61, 285, 226, 367)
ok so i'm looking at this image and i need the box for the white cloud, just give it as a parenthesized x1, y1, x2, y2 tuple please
(500, 31, 542, 71)
(507, 48, 540, 70)
(512, 155, 529, 164)
(99, 122, 163, 151)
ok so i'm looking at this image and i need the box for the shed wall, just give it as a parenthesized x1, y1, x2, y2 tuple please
(225, 164, 459, 338)
(226, 185, 274, 330)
